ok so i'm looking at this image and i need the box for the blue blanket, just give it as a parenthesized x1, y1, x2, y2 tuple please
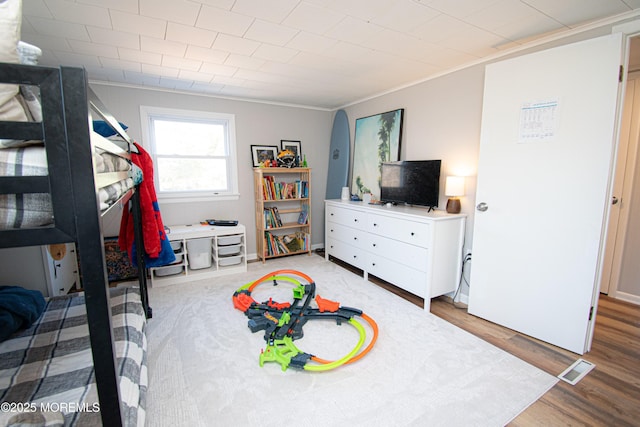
(0, 286, 46, 342)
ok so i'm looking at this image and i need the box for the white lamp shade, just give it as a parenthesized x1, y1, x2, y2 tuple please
(445, 176, 465, 197)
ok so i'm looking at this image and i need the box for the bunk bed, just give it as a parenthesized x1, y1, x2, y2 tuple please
(0, 62, 150, 426)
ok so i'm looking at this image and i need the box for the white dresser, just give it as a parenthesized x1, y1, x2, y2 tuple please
(324, 200, 466, 311)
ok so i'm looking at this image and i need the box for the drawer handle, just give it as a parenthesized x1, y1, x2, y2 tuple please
(330, 213, 334, 216)
(331, 229, 334, 232)
(373, 223, 378, 227)
(372, 263, 376, 266)
(354, 219, 358, 222)
(411, 232, 415, 236)
(372, 243, 376, 247)
(353, 255, 357, 259)
(353, 237, 357, 241)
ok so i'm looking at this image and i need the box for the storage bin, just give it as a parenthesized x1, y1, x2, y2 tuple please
(154, 265, 184, 277)
(170, 240, 182, 251)
(187, 238, 212, 269)
(218, 254, 243, 266)
(218, 235, 242, 246)
(217, 244, 241, 256)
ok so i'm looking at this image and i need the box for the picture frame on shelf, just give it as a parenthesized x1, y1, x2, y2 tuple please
(280, 140, 302, 160)
(251, 145, 279, 167)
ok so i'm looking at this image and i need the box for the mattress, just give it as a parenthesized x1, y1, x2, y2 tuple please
(0, 287, 147, 427)
(0, 144, 134, 229)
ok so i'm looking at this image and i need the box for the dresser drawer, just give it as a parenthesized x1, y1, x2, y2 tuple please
(366, 233, 429, 272)
(366, 254, 427, 298)
(326, 222, 368, 250)
(368, 214, 430, 247)
(326, 205, 366, 230)
(326, 237, 367, 270)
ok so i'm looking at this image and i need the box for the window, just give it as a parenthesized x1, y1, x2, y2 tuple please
(140, 106, 239, 202)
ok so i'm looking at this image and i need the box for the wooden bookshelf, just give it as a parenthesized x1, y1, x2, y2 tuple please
(253, 167, 311, 263)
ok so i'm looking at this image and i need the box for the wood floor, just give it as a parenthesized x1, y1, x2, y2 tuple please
(322, 253, 640, 426)
(430, 295, 640, 426)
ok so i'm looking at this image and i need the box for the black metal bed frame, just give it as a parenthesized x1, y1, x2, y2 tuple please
(0, 63, 150, 427)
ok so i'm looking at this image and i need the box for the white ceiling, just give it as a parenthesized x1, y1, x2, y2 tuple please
(20, 0, 640, 109)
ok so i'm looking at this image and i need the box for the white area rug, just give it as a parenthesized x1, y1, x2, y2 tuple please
(145, 255, 557, 426)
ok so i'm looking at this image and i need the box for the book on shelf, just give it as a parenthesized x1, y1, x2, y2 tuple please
(263, 207, 283, 228)
(273, 206, 282, 226)
(297, 204, 309, 225)
(295, 179, 308, 198)
(264, 231, 309, 256)
(262, 175, 308, 200)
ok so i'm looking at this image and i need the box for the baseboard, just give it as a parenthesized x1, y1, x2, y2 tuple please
(611, 290, 640, 306)
(439, 294, 469, 309)
(452, 292, 469, 306)
(246, 245, 324, 263)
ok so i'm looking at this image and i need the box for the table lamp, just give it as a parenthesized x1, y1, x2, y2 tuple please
(445, 176, 464, 214)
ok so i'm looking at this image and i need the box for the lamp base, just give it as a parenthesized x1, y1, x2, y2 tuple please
(446, 198, 461, 214)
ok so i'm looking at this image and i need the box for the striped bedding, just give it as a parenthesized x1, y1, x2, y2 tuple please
(0, 287, 147, 427)
(0, 145, 134, 229)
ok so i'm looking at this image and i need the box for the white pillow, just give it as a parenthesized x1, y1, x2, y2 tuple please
(18, 42, 43, 122)
(0, 0, 33, 148)
(0, 0, 21, 64)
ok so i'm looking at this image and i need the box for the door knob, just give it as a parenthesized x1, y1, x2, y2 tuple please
(476, 202, 489, 212)
(612, 196, 619, 205)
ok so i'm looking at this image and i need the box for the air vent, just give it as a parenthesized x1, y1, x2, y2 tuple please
(558, 359, 595, 385)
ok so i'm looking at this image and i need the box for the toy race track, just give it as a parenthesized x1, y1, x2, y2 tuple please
(232, 269, 378, 372)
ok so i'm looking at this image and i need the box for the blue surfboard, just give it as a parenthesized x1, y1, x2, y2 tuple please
(326, 110, 350, 199)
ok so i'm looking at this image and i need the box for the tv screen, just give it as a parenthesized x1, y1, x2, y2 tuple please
(380, 160, 441, 208)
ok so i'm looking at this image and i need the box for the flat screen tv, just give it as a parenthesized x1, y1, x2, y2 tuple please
(380, 160, 441, 208)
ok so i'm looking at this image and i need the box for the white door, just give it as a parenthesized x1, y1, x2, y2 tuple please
(468, 33, 623, 354)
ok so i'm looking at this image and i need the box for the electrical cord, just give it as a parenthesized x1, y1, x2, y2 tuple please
(451, 252, 472, 309)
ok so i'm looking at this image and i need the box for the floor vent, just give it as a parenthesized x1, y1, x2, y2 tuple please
(558, 359, 595, 385)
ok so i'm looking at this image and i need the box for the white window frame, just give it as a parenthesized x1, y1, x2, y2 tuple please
(140, 105, 239, 203)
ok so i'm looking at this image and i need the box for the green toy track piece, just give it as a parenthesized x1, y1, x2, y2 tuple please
(277, 311, 291, 327)
(292, 284, 306, 299)
(259, 336, 302, 371)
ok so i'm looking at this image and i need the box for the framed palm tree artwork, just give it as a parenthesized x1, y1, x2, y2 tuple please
(351, 108, 404, 200)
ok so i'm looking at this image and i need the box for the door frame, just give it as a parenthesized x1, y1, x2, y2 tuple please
(582, 22, 640, 351)
(601, 71, 640, 301)
(600, 21, 640, 306)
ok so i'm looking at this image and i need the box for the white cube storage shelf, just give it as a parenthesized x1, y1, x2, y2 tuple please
(149, 224, 247, 287)
(324, 200, 466, 312)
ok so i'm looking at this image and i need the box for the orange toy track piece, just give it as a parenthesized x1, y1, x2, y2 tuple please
(315, 295, 340, 313)
(267, 298, 291, 310)
(233, 292, 256, 312)
(247, 269, 314, 292)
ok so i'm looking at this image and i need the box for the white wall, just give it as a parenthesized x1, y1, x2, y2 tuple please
(91, 84, 332, 258)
